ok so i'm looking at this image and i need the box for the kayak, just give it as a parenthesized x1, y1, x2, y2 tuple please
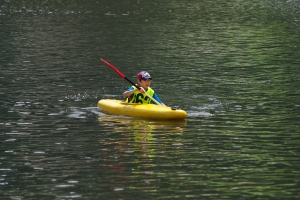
(98, 99, 187, 120)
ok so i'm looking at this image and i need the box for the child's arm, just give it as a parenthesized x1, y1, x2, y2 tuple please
(123, 89, 137, 98)
(152, 93, 165, 106)
(123, 87, 145, 98)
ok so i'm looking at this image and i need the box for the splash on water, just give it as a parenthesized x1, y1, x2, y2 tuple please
(67, 107, 104, 119)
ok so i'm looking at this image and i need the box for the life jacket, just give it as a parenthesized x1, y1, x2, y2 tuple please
(126, 86, 155, 104)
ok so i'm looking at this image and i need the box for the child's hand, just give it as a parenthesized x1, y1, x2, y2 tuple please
(137, 87, 145, 93)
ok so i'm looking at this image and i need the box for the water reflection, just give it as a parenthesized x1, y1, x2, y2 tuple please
(98, 115, 187, 167)
(97, 115, 187, 196)
(98, 115, 187, 130)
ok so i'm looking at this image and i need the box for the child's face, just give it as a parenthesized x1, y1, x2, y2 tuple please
(139, 78, 151, 89)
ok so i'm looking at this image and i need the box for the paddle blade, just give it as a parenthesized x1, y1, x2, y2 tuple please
(100, 58, 126, 79)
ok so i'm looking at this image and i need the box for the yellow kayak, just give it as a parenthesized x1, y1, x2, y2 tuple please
(98, 99, 187, 120)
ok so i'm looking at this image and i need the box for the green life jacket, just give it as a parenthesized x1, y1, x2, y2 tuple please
(126, 86, 155, 104)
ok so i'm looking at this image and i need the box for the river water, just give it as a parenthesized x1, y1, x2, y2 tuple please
(1, 0, 300, 199)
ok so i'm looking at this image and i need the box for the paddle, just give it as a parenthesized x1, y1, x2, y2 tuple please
(100, 58, 165, 106)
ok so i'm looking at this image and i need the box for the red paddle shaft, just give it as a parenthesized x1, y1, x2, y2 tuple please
(100, 58, 137, 87)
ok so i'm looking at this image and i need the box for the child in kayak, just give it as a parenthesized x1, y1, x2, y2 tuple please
(123, 71, 165, 105)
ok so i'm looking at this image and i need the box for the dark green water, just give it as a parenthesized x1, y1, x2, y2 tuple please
(1, 0, 300, 199)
